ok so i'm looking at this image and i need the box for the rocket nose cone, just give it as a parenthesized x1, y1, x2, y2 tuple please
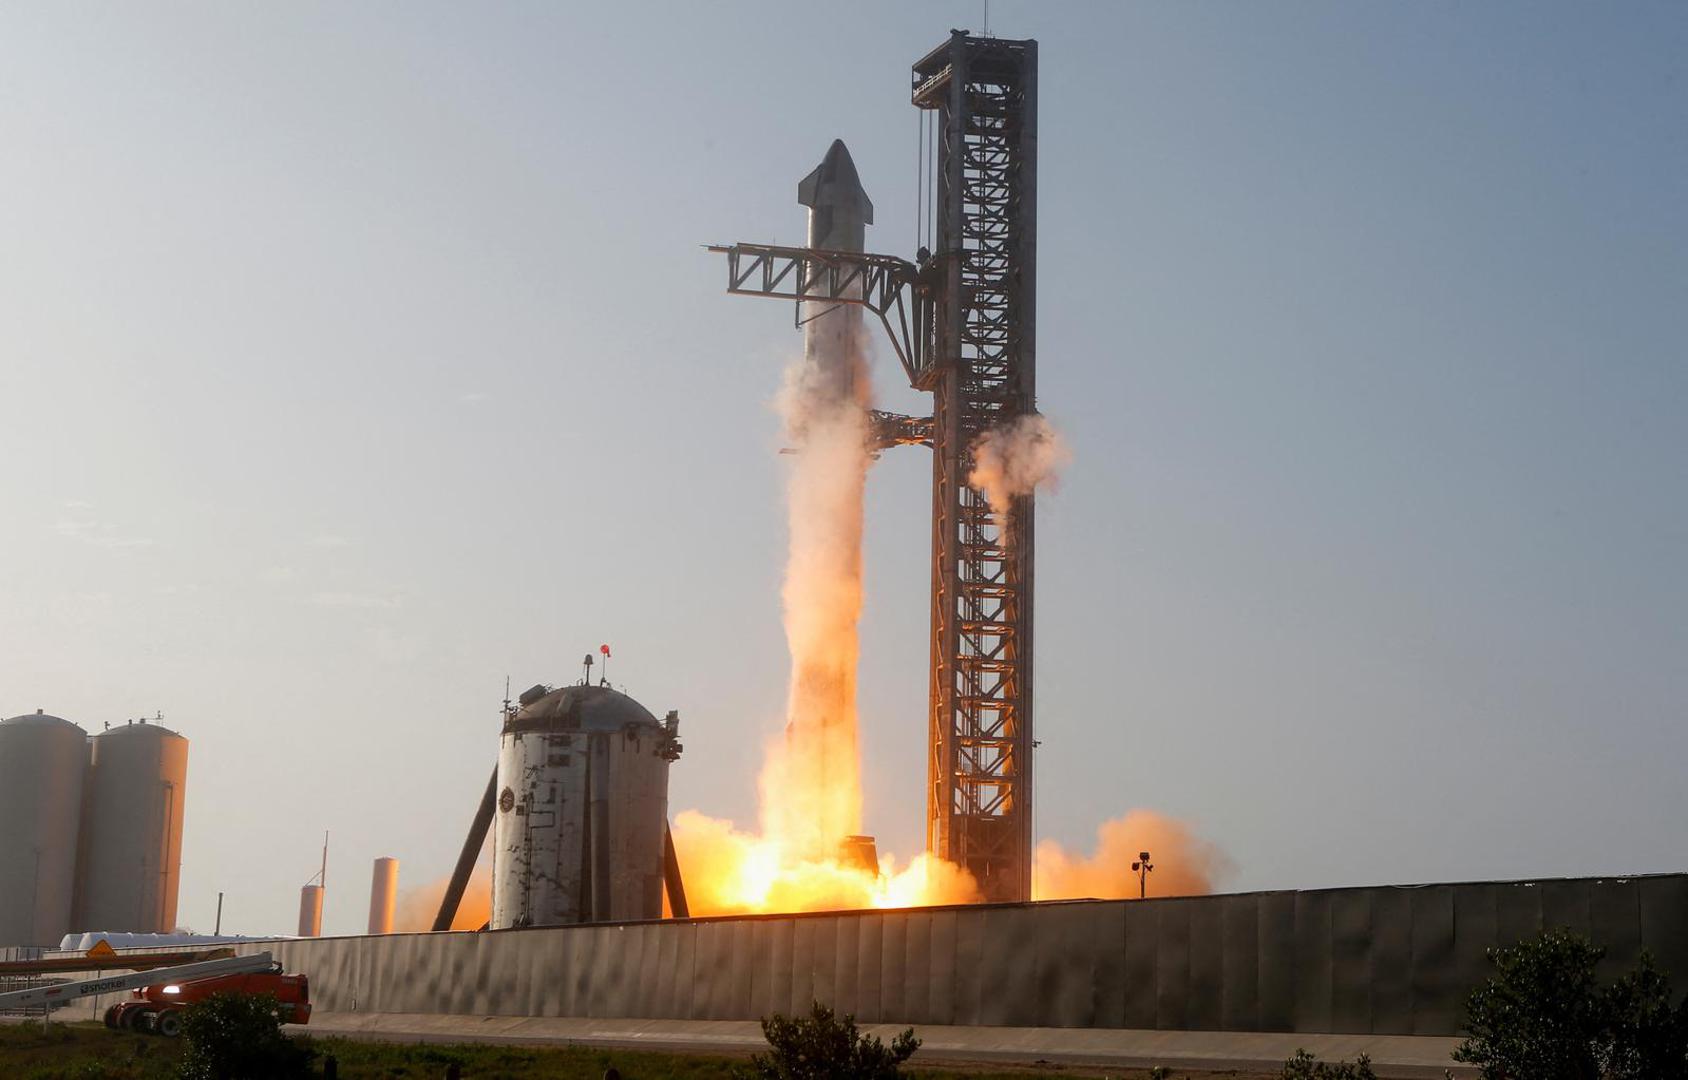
(817, 139, 863, 192)
(821, 138, 853, 173)
(798, 139, 874, 224)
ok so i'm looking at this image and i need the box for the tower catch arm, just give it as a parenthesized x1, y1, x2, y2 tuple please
(707, 243, 935, 388)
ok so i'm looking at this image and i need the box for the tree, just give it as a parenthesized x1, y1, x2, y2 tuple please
(1452, 928, 1688, 1080)
(740, 1001, 920, 1080)
(175, 991, 316, 1080)
(1454, 929, 1609, 1080)
(1605, 954, 1688, 1080)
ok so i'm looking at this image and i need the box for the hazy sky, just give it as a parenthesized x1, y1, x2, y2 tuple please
(2, 2, 1683, 937)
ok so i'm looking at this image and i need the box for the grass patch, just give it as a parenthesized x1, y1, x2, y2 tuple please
(1, 1020, 1272, 1079)
(304, 1036, 739, 1079)
(0, 1020, 181, 1078)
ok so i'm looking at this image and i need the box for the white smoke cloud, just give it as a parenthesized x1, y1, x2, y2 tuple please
(763, 331, 873, 856)
(968, 413, 1071, 531)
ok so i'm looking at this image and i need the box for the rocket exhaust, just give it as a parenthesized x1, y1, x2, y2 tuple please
(665, 142, 979, 915)
(765, 139, 877, 858)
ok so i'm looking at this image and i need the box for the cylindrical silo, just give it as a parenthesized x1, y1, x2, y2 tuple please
(490, 683, 681, 929)
(298, 884, 324, 937)
(71, 719, 189, 934)
(0, 712, 88, 946)
(367, 857, 398, 935)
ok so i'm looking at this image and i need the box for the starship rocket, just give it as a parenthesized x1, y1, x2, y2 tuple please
(797, 139, 874, 406)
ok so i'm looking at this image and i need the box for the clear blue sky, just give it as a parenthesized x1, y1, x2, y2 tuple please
(2, 2, 1683, 937)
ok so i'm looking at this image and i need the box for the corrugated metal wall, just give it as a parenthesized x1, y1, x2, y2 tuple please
(236, 874, 1688, 1036)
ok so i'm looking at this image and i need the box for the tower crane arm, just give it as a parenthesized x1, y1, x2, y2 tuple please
(707, 243, 936, 388)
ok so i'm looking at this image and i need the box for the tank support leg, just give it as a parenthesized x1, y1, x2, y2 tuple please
(432, 767, 497, 932)
(663, 821, 689, 918)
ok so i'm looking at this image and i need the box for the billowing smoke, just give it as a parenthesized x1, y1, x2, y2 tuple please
(666, 289, 983, 913)
(762, 345, 874, 855)
(969, 413, 1071, 533)
(670, 808, 979, 916)
(392, 867, 491, 932)
(1033, 810, 1233, 901)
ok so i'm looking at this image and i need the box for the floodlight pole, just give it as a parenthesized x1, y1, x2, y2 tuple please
(1131, 850, 1154, 899)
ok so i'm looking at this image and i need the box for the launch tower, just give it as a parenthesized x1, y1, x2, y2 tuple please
(712, 31, 1039, 901)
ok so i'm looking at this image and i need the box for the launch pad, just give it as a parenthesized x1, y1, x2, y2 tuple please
(714, 30, 1042, 903)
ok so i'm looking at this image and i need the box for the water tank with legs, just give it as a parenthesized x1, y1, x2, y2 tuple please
(491, 683, 680, 928)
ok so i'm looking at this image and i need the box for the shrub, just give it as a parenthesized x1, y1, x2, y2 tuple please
(1604, 954, 1688, 1079)
(740, 1001, 920, 1080)
(175, 991, 315, 1080)
(1453, 929, 1608, 1079)
(1452, 928, 1688, 1080)
(1281, 1048, 1377, 1079)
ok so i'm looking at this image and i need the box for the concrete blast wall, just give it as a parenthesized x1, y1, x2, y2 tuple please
(227, 874, 1688, 1037)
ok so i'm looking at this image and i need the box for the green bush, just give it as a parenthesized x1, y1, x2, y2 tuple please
(740, 1001, 920, 1080)
(1281, 1048, 1376, 1079)
(1605, 954, 1688, 1078)
(1452, 928, 1688, 1080)
(175, 991, 315, 1080)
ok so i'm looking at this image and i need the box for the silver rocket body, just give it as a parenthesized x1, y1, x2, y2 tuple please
(797, 140, 874, 406)
(773, 140, 877, 853)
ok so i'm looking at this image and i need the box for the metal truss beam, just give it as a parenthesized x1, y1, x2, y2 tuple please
(707, 243, 934, 388)
(869, 410, 934, 452)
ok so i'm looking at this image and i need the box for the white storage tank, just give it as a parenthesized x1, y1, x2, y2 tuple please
(0, 712, 88, 946)
(72, 719, 189, 933)
(367, 857, 398, 935)
(297, 884, 324, 937)
(491, 683, 681, 928)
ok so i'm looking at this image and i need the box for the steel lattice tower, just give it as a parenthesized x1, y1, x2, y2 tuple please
(915, 32, 1038, 903)
(711, 31, 1039, 903)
